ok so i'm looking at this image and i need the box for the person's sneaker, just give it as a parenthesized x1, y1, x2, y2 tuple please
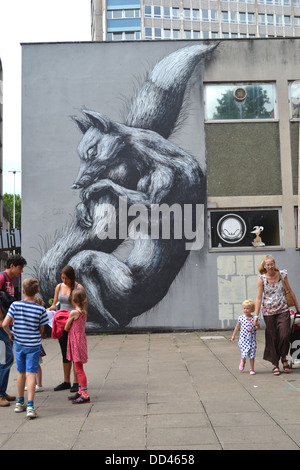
(14, 402, 27, 413)
(25, 385, 44, 392)
(70, 383, 79, 393)
(68, 392, 81, 401)
(72, 395, 90, 404)
(0, 396, 10, 407)
(54, 382, 70, 391)
(26, 407, 37, 419)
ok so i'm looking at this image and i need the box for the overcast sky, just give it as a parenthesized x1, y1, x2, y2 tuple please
(0, 0, 91, 195)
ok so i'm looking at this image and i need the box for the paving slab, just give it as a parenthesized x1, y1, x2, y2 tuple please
(1, 329, 300, 451)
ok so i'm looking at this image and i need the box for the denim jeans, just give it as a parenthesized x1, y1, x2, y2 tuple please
(0, 328, 14, 397)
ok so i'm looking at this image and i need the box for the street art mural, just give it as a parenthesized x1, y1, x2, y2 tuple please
(37, 43, 218, 330)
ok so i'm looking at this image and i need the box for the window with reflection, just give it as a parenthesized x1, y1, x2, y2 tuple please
(205, 83, 276, 120)
(290, 81, 300, 119)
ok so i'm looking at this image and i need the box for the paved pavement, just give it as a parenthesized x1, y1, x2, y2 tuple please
(1, 329, 300, 451)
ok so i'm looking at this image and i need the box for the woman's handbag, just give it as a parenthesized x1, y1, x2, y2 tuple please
(280, 275, 294, 307)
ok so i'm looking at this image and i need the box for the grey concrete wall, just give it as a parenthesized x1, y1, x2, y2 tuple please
(21, 39, 300, 331)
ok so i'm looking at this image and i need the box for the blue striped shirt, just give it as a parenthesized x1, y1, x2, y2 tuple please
(7, 300, 49, 347)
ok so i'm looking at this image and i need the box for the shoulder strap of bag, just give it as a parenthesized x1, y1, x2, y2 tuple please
(280, 274, 290, 294)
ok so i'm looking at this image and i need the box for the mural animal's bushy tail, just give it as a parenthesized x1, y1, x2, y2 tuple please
(126, 43, 216, 138)
(38, 43, 218, 329)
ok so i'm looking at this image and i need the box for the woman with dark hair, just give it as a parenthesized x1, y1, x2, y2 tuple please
(48, 266, 84, 392)
(254, 254, 299, 376)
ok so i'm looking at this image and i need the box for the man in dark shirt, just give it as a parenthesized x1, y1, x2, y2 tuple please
(0, 254, 26, 406)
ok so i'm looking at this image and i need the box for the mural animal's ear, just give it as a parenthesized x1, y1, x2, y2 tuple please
(71, 115, 91, 134)
(82, 110, 111, 133)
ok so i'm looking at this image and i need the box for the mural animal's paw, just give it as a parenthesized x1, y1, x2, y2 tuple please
(76, 202, 93, 228)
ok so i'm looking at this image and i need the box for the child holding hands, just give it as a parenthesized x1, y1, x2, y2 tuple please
(231, 299, 260, 375)
(65, 288, 89, 404)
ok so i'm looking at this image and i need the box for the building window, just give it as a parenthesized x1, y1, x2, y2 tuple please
(154, 6, 161, 18)
(222, 11, 229, 22)
(209, 209, 282, 249)
(107, 31, 140, 40)
(145, 27, 152, 39)
(111, 32, 122, 40)
(163, 29, 171, 39)
(144, 5, 151, 17)
(192, 9, 200, 20)
(239, 12, 246, 23)
(124, 9, 140, 18)
(146, 27, 181, 40)
(184, 8, 191, 20)
(163, 6, 171, 19)
(259, 0, 291, 4)
(108, 9, 140, 19)
(211, 10, 218, 22)
(154, 28, 162, 39)
(205, 83, 276, 120)
(230, 11, 237, 23)
(172, 8, 180, 19)
(289, 80, 300, 119)
(202, 9, 210, 21)
(248, 12, 255, 24)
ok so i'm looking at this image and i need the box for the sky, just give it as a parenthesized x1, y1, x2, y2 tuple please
(0, 0, 91, 195)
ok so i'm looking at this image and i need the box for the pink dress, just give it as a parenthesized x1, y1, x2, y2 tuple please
(67, 310, 88, 364)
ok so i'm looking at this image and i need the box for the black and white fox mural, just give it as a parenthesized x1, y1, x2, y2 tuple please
(24, 42, 218, 330)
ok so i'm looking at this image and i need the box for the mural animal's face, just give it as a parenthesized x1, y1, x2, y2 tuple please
(72, 124, 126, 190)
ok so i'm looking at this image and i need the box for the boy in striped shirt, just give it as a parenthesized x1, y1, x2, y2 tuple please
(2, 278, 48, 419)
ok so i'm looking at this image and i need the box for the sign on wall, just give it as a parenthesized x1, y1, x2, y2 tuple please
(0, 229, 21, 251)
(209, 209, 281, 248)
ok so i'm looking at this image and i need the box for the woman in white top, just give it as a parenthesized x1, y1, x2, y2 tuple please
(254, 255, 299, 376)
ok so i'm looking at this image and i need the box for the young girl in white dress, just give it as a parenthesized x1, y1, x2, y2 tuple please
(231, 299, 260, 375)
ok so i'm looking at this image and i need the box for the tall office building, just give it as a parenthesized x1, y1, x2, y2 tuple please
(91, 0, 300, 41)
(0, 59, 11, 270)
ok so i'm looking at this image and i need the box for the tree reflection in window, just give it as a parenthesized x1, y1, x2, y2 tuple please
(205, 83, 275, 120)
(290, 80, 300, 119)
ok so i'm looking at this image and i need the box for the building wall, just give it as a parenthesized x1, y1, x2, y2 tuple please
(0, 58, 6, 272)
(21, 39, 300, 331)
